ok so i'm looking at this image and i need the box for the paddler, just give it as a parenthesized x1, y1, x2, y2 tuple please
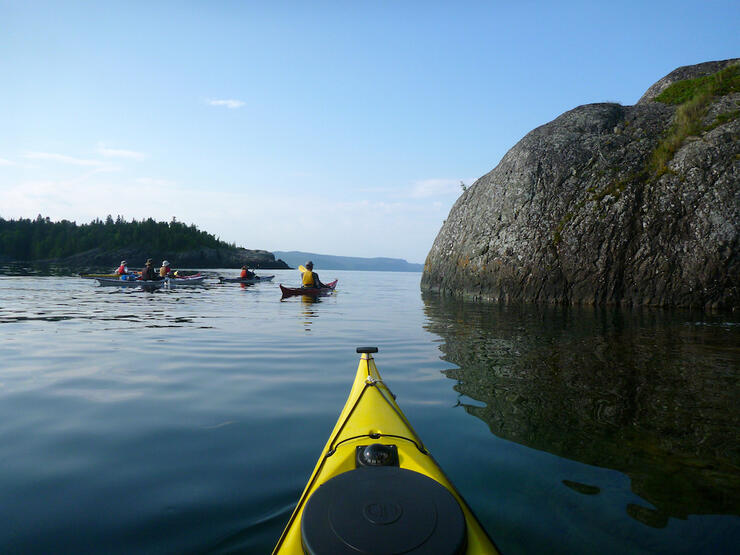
(141, 258, 157, 281)
(116, 260, 134, 281)
(160, 260, 172, 278)
(240, 266, 255, 279)
(301, 261, 326, 289)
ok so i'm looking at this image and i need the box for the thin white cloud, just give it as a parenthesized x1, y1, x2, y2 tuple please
(358, 179, 474, 200)
(24, 151, 104, 167)
(356, 186, 397, 194)
(92, 165, 123, 174)
(409, 178, 463, 198)
(0, 157, 14, 166)
(207, 99, 245, 109)
(97, 145, 147, 160)
(135, 177, 174, 186)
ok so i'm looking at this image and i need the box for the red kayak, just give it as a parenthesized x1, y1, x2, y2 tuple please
(280, 279, 338, 299)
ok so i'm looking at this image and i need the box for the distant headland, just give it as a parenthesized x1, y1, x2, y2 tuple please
(0, 215, 289, 270)
(274, 251, 423, 272)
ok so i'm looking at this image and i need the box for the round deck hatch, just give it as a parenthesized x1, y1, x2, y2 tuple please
(301, 466, 466, 554)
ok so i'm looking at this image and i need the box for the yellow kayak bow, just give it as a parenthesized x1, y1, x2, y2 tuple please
(273, 347, 499, 554)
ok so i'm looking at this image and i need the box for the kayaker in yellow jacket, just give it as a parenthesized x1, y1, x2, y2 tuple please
(160, 260, 172, 278)
(301, 261, 326, 289)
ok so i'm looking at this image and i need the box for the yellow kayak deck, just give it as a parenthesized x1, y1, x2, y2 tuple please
(273, 348, 499, 554)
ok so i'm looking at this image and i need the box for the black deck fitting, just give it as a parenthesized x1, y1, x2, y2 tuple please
(356, 347, 379, 354)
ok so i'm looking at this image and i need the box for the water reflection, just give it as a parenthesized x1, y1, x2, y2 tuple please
(0, 274, 209, 329)
(0, 262, 80, 276)
(301, 296, 321, 331)
(422, 293, 740, 528)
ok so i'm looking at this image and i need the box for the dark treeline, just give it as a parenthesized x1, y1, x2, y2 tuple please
(0, 215, 237, 261)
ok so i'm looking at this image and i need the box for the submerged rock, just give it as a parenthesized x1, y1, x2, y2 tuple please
(422, 59, 739, 310)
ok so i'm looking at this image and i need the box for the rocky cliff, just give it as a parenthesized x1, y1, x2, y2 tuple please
(421, 59, 739, 309)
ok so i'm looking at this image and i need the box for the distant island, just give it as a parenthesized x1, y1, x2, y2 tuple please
(274, 251, 423, 272)
(0, 215, 289, 270)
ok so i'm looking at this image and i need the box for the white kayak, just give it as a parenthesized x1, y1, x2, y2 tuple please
(166, 274, 206, 286)
(95, 277, 166, 289)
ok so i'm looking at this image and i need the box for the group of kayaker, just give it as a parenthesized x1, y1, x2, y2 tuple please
(114, 259, 175, 281)
(112, 258, 326, 288)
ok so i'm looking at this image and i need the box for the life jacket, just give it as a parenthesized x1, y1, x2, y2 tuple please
(116, 265, 126, 274)
(240, 269, 248, 278)
(302, 271, 315, 287)
(160, 266, 170, 277)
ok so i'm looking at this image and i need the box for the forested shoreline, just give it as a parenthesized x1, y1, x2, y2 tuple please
(0, 215, 237, 261)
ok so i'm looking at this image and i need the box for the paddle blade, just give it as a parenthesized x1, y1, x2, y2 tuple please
(298, 265, 307, 273)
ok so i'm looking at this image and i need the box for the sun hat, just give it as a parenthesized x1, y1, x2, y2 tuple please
(121, 260, 126, 265)
(163, 260, 170, 266)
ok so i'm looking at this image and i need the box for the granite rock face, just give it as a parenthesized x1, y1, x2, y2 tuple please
(422, 59, 739, 309)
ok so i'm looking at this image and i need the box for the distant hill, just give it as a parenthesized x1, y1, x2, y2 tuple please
(0, 215, 289, 270)
(274, 251, 423, 272)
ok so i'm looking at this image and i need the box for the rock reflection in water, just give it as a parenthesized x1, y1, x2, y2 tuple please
(422, 293, 740, 528)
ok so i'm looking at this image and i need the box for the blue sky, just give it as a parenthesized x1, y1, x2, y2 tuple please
(1, 1, 737, 263)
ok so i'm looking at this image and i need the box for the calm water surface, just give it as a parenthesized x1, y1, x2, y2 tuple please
(0, 268, 738, 553)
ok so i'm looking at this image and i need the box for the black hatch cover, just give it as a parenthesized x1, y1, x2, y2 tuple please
(301, 466, 467, 554)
